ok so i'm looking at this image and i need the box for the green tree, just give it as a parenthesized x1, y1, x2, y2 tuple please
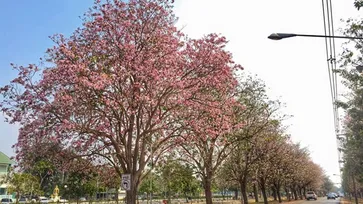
(321, 176, 334, 195)
(138, 173, 161, 201)
(30, 160, 55, 193)
(156, 159, 200, 202)
(335, 7, 363, 200)
(64, 171, 98, 200)
(220, 75, 283, 204)
(2, 172, 41, 203)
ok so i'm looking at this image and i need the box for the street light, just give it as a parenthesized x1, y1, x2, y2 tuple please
(268, 33, 363, 40)
(63, 185, 67, 204)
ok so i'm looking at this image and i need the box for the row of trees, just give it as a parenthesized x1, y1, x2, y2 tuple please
(335, 1, 363, 201)
(0, 0, 332, 204)
(3, 133, 329, 204)
(2, 74, 332, 203)
(333, 1, 363, 203)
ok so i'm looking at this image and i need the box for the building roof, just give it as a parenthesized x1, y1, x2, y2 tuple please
(0, 152, 12, 164)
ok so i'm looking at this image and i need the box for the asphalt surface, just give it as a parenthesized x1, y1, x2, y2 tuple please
(297, 197, 340, 204)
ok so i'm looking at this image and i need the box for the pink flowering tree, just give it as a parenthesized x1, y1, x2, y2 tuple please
(0, 0, 242, 203)
(176, 74, 243, 204)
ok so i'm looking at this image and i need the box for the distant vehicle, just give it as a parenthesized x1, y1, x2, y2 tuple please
(327, 193, 336, 200)
(18, 197, 28, 203)
(306, 191, 318, 200)
(31, 196, 39, 202)
(79, 197, 86, 201)
(39, 198, 49, 204)
(1, 198, 13, 204)
(59, 198, 68, 203)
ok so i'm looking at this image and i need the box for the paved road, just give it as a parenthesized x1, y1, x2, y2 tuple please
(296, 197, 340, 204)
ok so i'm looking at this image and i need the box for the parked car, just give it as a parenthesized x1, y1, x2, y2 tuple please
(1, 198, 13, 204)
(30, 196, 39, 202)
(306, 191, 318, 200)
(18, 197, 28, 203)
(327, 193, 336, 200)
(40, 198, 49, 204)
(79, 197, 86, 201)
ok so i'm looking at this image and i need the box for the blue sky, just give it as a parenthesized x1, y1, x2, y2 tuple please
(0, 1, 94, 156)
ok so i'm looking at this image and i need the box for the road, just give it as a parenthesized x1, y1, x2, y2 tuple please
(284, 197, 340, 204)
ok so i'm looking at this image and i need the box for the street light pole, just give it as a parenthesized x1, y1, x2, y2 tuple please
(268, 33, 363, 40)
(64, 185, 67, 204)
(269, 32, 363, 204)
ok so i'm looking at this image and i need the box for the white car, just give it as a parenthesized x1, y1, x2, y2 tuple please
(18, 198, 28, 203)
(39, 198, 49, 204)
(1, 198, 13, 204)
(306, 191, 318, 200)
(59, 198, 68, 203)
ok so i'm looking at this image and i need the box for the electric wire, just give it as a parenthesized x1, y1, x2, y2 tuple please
(322, 0, 343, 172)
(329, 0, 339, 131)
(326, 0, 339, 132)
(322, 0, 337, 130)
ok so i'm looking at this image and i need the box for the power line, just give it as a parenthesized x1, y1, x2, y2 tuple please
(321, 0, 342, 171)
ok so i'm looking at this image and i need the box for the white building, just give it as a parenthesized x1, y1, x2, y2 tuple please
(0, 151, 13, 199)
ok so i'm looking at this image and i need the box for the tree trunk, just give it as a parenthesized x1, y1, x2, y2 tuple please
(276, 185, 282, 203)
(167, 182, 171, 204)
(234, 189, 239, 200)
(126, 180, 138, 204)
(240, 178, 248, 204)
(303, 187, 306, 199)
(115, 187, 119, 204)
(16, 191, 19, 204)
(353, 175, 358, 204)
(260, 185, 268, 204)
(272, 188, 277, 201)
(299, 188, 303, 200)
(285, 187, 290, 201)
(204, 176, 213, 204)
(293, 190, 298, 200)
(253, 184, 259, 203)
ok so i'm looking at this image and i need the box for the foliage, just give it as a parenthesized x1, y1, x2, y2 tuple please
(63, 171, 98, 199)
(321, 176, 334, 195)
(138, 173, 160, 196)
(156, 159, 200, 200)
(2, 171, 42, 200)
(335, 4, 363, 194)
(354, 0, 363, 10)
(219, 75, 284, 204)
(0, 1, 242, 203)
